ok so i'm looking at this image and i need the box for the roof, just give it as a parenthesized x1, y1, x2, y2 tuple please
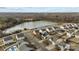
(16, 33, 25, 38)
(4, 36, 13, 41)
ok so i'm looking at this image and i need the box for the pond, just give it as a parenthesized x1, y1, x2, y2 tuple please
(3, 20, 56, 34)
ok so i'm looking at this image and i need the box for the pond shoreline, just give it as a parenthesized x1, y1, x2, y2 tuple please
(3, 20, 55, 34)
(0, 19, 42, 30)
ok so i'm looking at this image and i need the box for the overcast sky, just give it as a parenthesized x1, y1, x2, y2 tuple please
(0, 7, 79, 12)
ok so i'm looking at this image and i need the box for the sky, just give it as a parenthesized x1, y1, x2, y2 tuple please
(0, 7, 79, 12)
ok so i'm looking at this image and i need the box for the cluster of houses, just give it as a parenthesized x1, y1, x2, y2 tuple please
(1, 23, 79, 51)
(0, 30, 36, 51)
(32, 24, 79, 51)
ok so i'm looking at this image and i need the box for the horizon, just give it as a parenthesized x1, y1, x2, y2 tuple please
(0, 7, 79, 12)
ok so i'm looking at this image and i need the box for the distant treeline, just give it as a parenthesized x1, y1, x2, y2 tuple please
(41, 15, 79, 23)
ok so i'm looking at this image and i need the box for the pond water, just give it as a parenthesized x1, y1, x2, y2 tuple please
(3, 21, 56, 34)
